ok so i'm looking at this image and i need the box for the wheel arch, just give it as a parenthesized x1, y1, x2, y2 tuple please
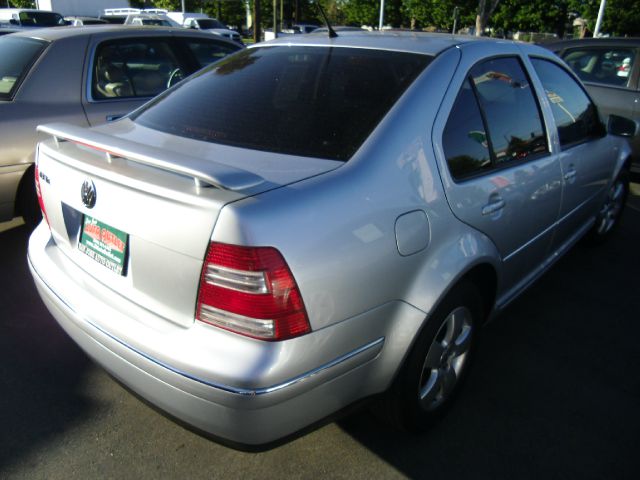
(384, 259, 498, 390)
(456, 263, 498, 325)
(14, 163, 35, 217)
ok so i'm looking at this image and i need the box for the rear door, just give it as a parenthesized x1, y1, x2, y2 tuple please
(433, 44, 563, 300)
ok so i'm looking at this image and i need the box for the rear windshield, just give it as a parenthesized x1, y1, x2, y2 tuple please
(0, 36, 47, 100)
(18, 11, 66, 27)
(133, 46, 431, 161)
(197, 19, 226, 29)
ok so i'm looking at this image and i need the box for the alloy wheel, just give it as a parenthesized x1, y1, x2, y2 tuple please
(418, 306, 472, 411)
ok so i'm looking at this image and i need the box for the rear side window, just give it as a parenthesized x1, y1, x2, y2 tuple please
(0, 36, 47, 100)
(561, 47, 636, 88)
(531, 58, 603, 148)
(133, 46, 431, 161)
(92, 38, 182, 100)
(443, 56, 548, 180)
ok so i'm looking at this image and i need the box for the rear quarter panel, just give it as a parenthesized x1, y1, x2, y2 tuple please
(212, 46, 502, 336)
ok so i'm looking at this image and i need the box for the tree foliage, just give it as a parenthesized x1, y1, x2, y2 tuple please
(18, 0, 637, 37)
(6, 0, 36, 7)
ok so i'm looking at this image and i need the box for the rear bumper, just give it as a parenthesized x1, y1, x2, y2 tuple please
(28, 224, 425, 446)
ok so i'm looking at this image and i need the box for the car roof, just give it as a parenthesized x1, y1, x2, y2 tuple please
(256, 30, 524, 56)
(5, 25, 214, 42)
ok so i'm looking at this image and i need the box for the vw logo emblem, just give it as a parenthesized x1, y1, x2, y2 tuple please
(81, 179, 96, 209)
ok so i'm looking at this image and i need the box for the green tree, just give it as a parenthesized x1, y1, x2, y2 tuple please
(340, 0, 377, 26)
(492, 0, 570, 36)
(475, 0, 500, 35)
(568, 0, 640, 36)
(6, 0, 36, 7)
(401, 0, 477, 32)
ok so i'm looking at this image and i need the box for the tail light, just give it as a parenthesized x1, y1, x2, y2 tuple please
(34, 163, 49, 227)
(196, 242, 311, 341)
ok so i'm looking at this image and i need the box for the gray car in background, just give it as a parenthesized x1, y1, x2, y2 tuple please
(548, 38, 640, 180)
(29, 32, 634, 448)
(0, 26, 241, 225)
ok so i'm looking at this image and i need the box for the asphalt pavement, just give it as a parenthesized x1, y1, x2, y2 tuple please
(1, 189, 639, 479)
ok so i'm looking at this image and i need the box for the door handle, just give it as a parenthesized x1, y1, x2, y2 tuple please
(482, 197, 506, 216)
(564, 166, 577, 183)
(106, 114, 123, 122)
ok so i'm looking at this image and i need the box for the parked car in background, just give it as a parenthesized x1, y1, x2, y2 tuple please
(0, 26, 241, 225)
(100, 8, 167, 24)
(65, 16, 108, 26)
(28, 32, 634, 447)
(0, 27, 20, 35)
(547, 38, 640, 180)
(292, 23, 320, 34)
(311, 25, 366, 33)
(182, 17, 243, 45)
(123, 13, 181, 28)
(0, 8, 66, 28)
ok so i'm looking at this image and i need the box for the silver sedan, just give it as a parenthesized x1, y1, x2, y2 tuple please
(0, 25, 240, 225)
(28, 31, 634, 447)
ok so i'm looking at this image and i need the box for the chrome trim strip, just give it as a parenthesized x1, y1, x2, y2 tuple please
(29, 257, 384, 397)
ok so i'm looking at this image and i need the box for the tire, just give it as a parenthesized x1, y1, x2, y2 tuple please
(16, 166, 42, 228)
(585, 169, 629, 245)
(383, 282, 483, 432)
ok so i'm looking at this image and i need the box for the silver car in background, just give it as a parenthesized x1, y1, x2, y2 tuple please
(29, 32, 634, 448)
(0, 26, 240, 225)
(547, 38, 640, 180)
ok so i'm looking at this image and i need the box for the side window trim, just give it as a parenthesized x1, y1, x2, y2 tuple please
(467, 73, 498, 166)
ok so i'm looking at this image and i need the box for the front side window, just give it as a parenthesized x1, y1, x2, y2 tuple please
(183, 38, 240, 68)
(531, 58, 603, 148)
(0, 36, 47, 100)
(92, 39, 182, 100)
(562, 47, 636, 88)
(133, 46, 431, 161)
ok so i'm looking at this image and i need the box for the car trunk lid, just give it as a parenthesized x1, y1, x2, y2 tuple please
(35, 121, 341, 328)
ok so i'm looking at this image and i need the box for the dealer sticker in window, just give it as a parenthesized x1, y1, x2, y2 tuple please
(78, 215, 128, 275)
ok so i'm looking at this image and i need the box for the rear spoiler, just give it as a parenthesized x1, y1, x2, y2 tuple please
(37, 123, 267, 192)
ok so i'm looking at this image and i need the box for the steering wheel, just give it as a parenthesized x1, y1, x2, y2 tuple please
(167, 68, 185, 88)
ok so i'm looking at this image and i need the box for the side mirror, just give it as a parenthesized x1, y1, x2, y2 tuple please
(608, 114, 638, 137)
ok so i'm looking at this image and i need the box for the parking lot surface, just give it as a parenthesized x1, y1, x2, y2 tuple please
(1, 190, 639, 479)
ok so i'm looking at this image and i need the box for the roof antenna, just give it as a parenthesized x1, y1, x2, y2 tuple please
(315, 1, 338, 38)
